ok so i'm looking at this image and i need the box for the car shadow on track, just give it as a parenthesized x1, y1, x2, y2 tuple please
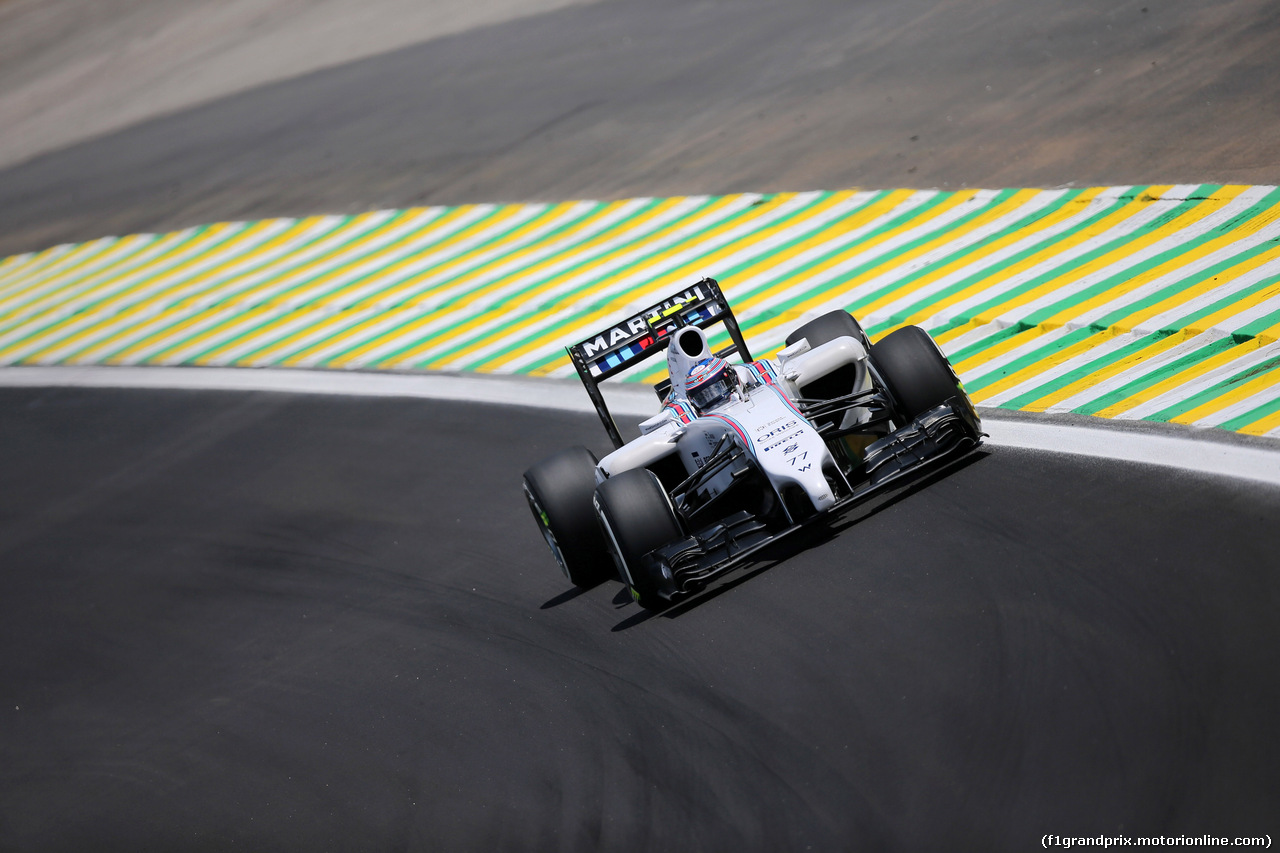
(539, 585, 595, 609)
(610, 447, 993, 632)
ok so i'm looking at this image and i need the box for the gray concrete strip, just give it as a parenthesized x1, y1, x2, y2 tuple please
(3, 365, 1276, 486)
(0, 0, 599, 171)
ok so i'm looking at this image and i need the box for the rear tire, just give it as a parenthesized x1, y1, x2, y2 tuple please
(870, 325, 966, 422)
(785, 310, 870, 351)
(522, 447, 610, 587)
(593, 469, 682, 609)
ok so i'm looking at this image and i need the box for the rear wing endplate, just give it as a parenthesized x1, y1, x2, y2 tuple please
(566, 277, 753, 449)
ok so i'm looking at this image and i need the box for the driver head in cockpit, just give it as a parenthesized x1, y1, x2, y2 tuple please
(685, 357, 740, 412)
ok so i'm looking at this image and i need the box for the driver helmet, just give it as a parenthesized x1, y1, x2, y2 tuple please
(686, 357, 738, 411)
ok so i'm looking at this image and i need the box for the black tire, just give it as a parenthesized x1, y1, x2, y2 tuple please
(785, 310, 870, 351)
(593, 469, 682, 609)
(870, 325, 966, 422)
(522, 446, 610, 588)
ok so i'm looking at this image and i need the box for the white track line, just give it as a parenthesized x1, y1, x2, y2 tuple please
(1, 365, 1277, 487)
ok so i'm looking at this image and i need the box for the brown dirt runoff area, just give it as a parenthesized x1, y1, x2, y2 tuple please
(0, 0, 1278, 256)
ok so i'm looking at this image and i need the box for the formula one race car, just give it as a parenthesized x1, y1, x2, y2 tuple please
(522, 278, 983, 609)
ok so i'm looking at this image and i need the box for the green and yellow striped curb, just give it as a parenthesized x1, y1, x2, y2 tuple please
(0, 184, 1277, 437)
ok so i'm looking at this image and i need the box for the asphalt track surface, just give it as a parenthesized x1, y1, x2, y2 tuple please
(3, 0, 1280, 848)
(1, 387, 1278, 850)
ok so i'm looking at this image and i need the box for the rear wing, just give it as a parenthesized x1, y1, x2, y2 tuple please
(567, 277, 753, 449)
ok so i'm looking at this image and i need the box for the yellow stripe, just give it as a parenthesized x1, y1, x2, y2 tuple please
(931, 187, 1178, 347)
(1238, 407, 1280, 436)
(6, 228, 215, 328)
(637, 190, 858, 297)
(957, 186, 1249, 346)
(1110, 242, 1280, 334)
(1035, 197, 1279, 332)
(27, 220, 290, 363)
(344, 201, 575, 311)
(99, 213, 385, 363)
(271, 202, 583, 366)
(321, 199, 650, 367)
(1094, 335, 1265, 418)
(153, 207, 466, 362)
(0, 244, 79, 293)
(1170, 352, 1280, 424)
(239, 204, 532, 363)
(730, 190, 977, 323)
(439, 193, 806, 370)
(957, 189, 1260, 386)
(852, 187, 1110, 324)
(0, 233, 161, 319)
(740, 189, 1045, 347)
(0, 239, 114, 297)
(1018, 330, 1194, 412)
(714, 190, 919, 306)
(1177, 278, 1280, 338)
(383, 194, 747, 369)
(0, 222, 249, 362)
(941, 187, 1248, 378)
(81, 217, 333, 363)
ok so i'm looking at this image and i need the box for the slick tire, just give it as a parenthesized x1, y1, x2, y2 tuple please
(522, 446, 610, 588)
(870, 325, 967, 422)
(593, 468, 682, 610)
(785, 310, 871, 351)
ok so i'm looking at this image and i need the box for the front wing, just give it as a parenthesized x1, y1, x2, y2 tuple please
(639, 397, 984, 602)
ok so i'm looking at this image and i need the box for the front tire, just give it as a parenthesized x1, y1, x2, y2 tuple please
(593, 469, 683, 609)
(869, 325, 967, 422)
(523, 446, 610, 587)
(785, 309, 871, 351)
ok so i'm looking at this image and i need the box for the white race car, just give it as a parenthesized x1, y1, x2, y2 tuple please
(523, 279, 983, 609)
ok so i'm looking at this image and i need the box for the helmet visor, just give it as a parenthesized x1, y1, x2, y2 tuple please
(689, 374, 734, 410)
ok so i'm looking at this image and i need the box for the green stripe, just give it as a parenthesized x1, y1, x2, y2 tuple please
(111, 211, 404, 363)
(865, 188, 1152, 337)
(506, 191, 876, 375)
(832, 190, 1082, 324)
(293, 201, 628, 366)
(0, 238, 118, 300)
(1146, 350, 1280, 422)
(0, 225, 222, 359)
(51, 219, 331, 363)
(520, 188, 978, 375)
(432, 194, 821, 370)
(1071, 335, 1243, 416)
(308, 203, 628, 366)
(1219, 393, 1280, 432)
(993, 271, 1280, 410)
(137, 207, 459, 363)
(892, 186, 1175, 340)
(728, 190, 970, 328)
(931, 185, 1248, 370)
(228, 202, 580, 365)
(174, 207, 502, 363)
(1001, 187, 1280, 333)
(81, 215, 355, 363)
(328, 196, 683, 367)
(0, 231, 188, 339)
(393, 194, 795, 369)
(20, 221, 299, 365)
(962, 326, 1099, 393)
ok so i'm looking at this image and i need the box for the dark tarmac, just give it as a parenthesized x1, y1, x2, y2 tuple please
(1, 388, 1277, 850)
(2, 0, 1279, 847)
